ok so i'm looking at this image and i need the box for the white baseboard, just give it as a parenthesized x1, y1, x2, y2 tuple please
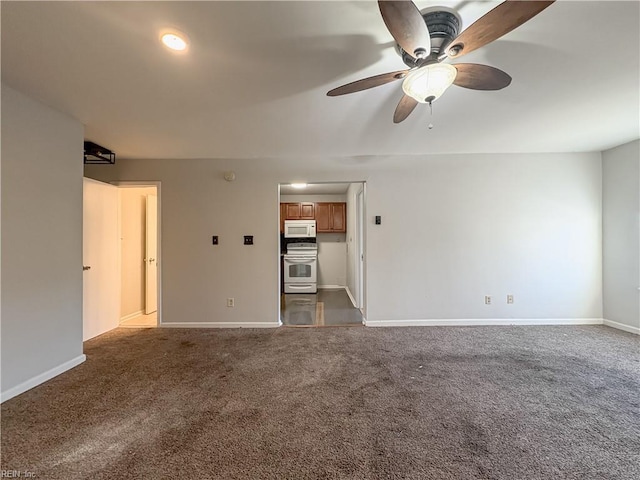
(317, 285, 345, 289)
(344, 286, 357, 308)
(364, 318, 605, 327)
(1, 354, 86, 403)
(120, 310, 144, 322)
(160, 322, 281, 329)
(603, 319, 640, 335)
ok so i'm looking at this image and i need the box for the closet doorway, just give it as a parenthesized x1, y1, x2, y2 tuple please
(117, 183, 160, 328)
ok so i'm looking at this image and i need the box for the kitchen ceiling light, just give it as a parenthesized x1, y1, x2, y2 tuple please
(402, 63, 457, 103)
(161, 32, 188, 52)
(290, 183, 308, 189)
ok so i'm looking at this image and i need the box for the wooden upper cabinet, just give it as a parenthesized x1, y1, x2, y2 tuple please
(299, 202, 315, 220)
(315, 203, 331, 232)
(280, 201, 345, 232)
(315, 202, 346, 233)
(284, 202, 301, 219)
(331, 203, 346, 232)
(282, 202, 315, 220)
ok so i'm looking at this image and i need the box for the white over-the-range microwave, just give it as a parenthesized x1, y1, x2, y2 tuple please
(284, 220, 316, 238)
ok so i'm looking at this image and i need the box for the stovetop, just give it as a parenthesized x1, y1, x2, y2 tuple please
(286, 242, 317, 255)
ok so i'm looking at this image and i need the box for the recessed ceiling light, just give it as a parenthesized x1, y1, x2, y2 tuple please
(161, 31, 188, 52)
(290, 183, 308, 189)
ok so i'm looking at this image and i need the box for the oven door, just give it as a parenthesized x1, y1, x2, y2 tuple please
(283, 255, 317, 284)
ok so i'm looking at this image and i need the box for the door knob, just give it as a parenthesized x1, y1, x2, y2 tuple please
(83, 266, 91, 271)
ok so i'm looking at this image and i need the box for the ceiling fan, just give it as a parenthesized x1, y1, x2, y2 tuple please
(327, 0, 555, 123)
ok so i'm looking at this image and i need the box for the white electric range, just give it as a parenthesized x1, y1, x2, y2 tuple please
(283, 242, 318, 294)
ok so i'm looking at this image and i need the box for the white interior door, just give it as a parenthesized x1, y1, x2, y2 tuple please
(145, 194, 158, 314)
(83, 178, 120, 341)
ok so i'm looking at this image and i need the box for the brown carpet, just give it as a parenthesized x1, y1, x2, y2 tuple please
(2, 325, 639, 479)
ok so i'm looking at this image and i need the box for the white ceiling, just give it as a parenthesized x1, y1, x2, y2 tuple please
(2, 1, 638, 161)
(280, 182, 351, 195)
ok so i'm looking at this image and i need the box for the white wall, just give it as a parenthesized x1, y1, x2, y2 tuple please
(1, 83, 85, 401)
(366, 154, 602, 323)
(603, 140, 640, 333)
(119, 186, 157, 319)
(86, 152, 603, 326)
(316, 233, 346, 287)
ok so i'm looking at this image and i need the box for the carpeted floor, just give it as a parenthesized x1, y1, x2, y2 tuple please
(1, 325, 639, 479)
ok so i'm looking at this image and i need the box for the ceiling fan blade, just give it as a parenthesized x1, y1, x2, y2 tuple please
(379, 0, 431, 60)
(393, 94, 419, 123)
(453, 64, 512, 90)
(327, 70, 409, 97)
(445, 1, 555, 59)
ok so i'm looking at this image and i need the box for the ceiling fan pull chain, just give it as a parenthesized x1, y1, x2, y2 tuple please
(428, 101, 434, 130)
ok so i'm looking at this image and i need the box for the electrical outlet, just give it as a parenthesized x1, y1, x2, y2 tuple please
(484, 295, 492, 305)
(227, 298, 235, 307)
(507, 294, 514, 304)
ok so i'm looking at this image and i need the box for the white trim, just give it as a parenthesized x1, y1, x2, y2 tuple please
(364, 318, 605, 327)
(603, 319, 640, 335)
(161, 322, 280, 329)
(344, 286, 357, 308)
(1, 355, 86, 403)
(120, 310, 144, 323)
(317, 285, 358, 308)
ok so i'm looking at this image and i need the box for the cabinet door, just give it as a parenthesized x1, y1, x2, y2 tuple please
(280, 203, 286, 233)
(285, 203, 301, 219)
(331, 203, 346, 232)
(315, 203, 332, 232)
(300, 202, 315, 220)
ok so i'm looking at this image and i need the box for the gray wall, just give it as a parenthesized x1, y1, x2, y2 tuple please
(1, 84, 85, 400)
(603, 139, 640, 332)
(86, 152, 603, 326)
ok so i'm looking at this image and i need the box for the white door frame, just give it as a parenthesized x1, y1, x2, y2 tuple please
(277, 181, 367, 323)
(113, 181, 162, 326)
(356, 185, 366, 315)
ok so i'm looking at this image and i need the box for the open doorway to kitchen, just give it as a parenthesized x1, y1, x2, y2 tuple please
(278, 182, 366, 327)
(116, 183, 161, 328)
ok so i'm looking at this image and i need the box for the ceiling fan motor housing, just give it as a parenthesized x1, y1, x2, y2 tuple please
(397, 8, 461, 67)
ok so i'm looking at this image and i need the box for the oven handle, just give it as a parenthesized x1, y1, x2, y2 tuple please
(284, 257, 316, 263)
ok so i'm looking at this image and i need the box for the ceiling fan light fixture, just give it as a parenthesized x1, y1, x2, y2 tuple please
(402, 63, 457, 103)
(161, 31, 189, 52)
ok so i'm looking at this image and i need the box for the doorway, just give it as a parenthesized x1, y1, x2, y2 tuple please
(278, 182, 366, 326)
(117, 184, 160, 328)
(82, 179, 161, 341)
